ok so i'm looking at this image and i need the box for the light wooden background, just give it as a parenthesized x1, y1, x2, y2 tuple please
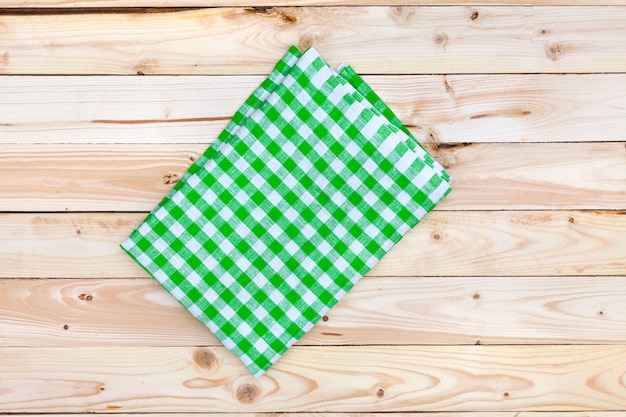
(1, 0, 626, 415)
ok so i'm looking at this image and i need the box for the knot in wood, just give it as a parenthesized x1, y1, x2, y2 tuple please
(163, 173, 180, 185)
(193, 348, 216, 370)
(300, 35, 316, 50)
(235, 383, 260, 404)
(546, 43, 562, 61)
(434, 33, 448, 45)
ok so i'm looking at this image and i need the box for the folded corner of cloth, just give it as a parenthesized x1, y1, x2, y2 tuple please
(121, 45, 451, 377)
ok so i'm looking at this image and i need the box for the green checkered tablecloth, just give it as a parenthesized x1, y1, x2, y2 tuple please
(122, 46, 451, 377)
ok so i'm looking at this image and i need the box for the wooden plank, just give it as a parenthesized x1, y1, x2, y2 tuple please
(7, 414, 626, 417)
(1, 210, 624, 278)
(2, 345, 626, 412)
(1, 7, 626, 74)
(2, 143, 625, 212)
(7, 0, 626, 7)
(3, 74, 626, 144)
(0, 144, 199, 212)
(8, 411, 620, 416)
(2, 276, 626, 347)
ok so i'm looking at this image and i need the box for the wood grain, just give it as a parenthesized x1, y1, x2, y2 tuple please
(2, 276, 626, 347)
(2, 143, 624, 212)
(3, 74, 626, 144)
(2, 345, 626, 412)
(0, 0, 624, 414)
(1, 7, 626, 74)
(1, 210, 624, 278)
(8, 414, 626, 417)
(6, 0, 626, 7)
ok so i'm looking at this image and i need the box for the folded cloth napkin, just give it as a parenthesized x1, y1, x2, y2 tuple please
(122, 46, 451, 377)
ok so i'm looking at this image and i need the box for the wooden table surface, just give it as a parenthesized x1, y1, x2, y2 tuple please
(1, 1, 626, 415)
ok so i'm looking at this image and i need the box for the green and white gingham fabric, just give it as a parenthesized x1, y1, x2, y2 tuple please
(122, 46, 451, 377)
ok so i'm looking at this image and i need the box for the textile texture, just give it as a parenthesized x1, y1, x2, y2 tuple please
(122, 46, 451, 377)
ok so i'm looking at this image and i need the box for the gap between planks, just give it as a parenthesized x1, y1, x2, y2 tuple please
(1, 276, 625, 347)
(1, 7, 626, 74)
(0, 210, 624, 278)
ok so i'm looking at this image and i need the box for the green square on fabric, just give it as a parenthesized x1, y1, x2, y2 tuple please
(122, 46, 451, 377)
